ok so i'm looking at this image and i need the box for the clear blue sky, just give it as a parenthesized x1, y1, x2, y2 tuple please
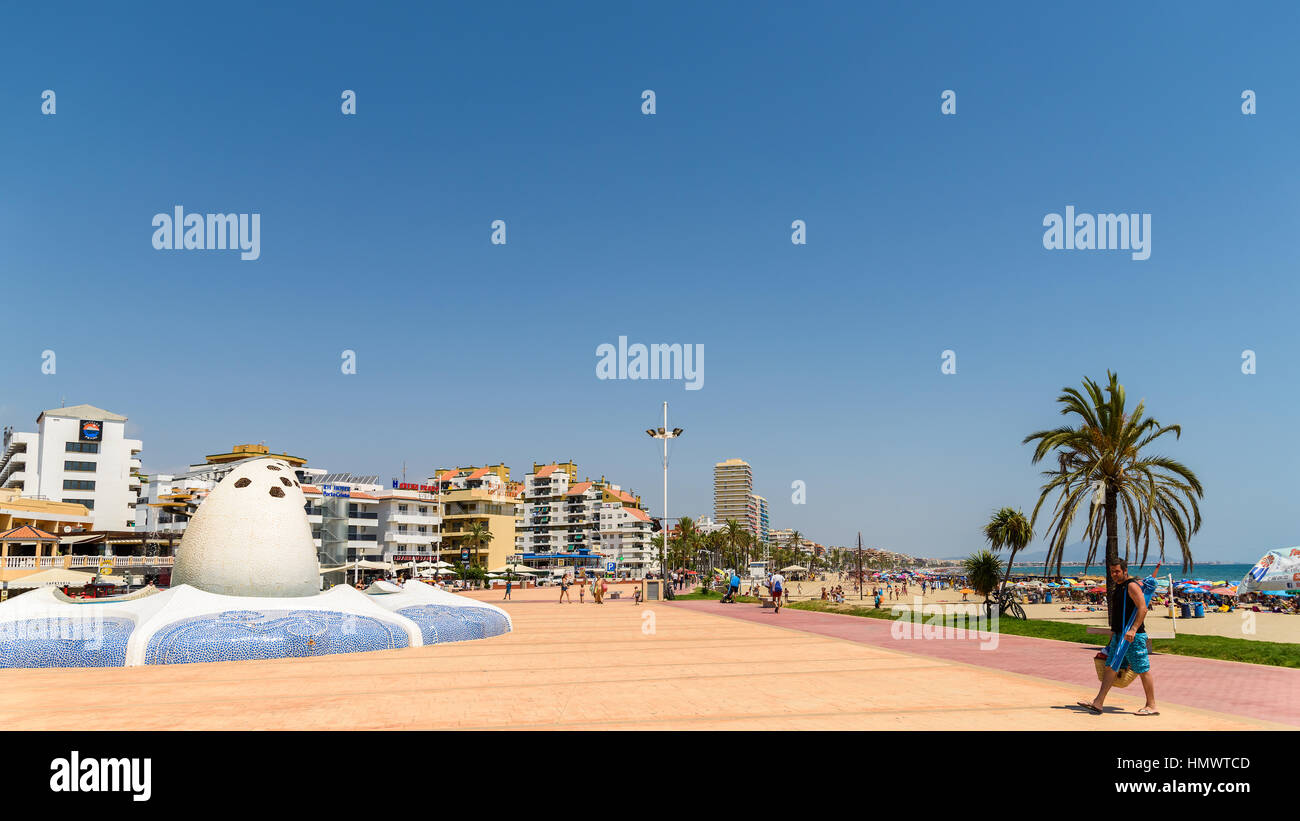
(2, 2, 1297, 563)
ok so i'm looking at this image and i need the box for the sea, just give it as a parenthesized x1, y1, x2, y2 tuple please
(1004, 562, 1258, 583)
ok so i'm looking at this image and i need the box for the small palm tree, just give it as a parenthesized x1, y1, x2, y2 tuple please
(465, 521, 493, 570)
(964, 550, 1004, 615)
(982, 507, 1033, 615)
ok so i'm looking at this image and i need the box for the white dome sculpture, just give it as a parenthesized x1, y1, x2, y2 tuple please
(0, 457, 512, 668)
(171, 458, 319, 597)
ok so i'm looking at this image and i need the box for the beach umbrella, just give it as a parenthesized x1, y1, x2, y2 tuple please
(959, 588, 974, 594)
(1087, 586, 1106, 593)
(1209, 586, 1237, 596)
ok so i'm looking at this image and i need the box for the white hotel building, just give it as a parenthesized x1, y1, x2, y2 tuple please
(515, 462, 652, 578)
(0, 404, 143, 531)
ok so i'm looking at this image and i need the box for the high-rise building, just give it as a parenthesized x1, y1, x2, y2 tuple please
(751, 494, 770, 542)
(1, 404, 143, 530)
(713, 458, 757, 536)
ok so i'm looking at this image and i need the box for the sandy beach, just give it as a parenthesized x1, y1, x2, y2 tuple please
(779, 577, 1300, 644)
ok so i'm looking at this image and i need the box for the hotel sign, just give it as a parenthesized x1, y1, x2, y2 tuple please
(322, 484, 351, 498)
(79, 420, 102, 441)
(392, 480, 439, 493)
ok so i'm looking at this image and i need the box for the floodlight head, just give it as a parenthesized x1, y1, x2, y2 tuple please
(645, 429, 657, 437)
(672, 428, 684, 437)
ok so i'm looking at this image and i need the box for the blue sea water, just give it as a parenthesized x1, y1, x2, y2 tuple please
(1008, 563, 1257, 583)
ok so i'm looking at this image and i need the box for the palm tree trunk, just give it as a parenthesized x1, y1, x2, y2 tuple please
(1105, 481, 1119, 597)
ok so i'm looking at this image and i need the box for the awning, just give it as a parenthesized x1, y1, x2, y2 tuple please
(6, 568, 99, 589)
(59, 534, 102, 546)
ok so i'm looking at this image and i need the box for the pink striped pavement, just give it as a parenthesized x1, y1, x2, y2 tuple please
(670, 599, 1300, 727)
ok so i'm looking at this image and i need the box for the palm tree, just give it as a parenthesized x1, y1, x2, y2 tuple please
(982, 507, 1034, 615)
(724, 519, 746, 572)
(465, 521, 493, 571)
(1023, 372, 1203, 591)
(964, 549, 1003, 616)
(785, 530, 803, 574)
(674, 516, 697, 574)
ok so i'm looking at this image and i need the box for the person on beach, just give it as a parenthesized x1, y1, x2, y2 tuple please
(769, 571, 785, 613)
(1078, 557, 1158, 716)
(504, 577, 512, 600)
(559, 574, 572, 604)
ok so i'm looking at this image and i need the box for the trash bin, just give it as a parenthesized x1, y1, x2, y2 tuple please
(1045, 592, 1053, 604)
(1194, 602, 1205, 618)
(1179, 603, 1192, 619)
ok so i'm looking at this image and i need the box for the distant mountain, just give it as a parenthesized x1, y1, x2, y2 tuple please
(1012, 542, 1101, 566)
(929, 542, 1104, 567)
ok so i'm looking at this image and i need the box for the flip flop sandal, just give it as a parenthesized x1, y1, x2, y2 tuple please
(1076, 701, 1103, 715)
(1135, 708, 1160, 716)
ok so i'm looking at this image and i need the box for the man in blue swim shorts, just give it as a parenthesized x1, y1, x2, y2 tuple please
(1079, 557, 1158, 716)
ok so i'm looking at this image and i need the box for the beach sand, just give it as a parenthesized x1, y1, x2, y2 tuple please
(781, 577, 1300, 644)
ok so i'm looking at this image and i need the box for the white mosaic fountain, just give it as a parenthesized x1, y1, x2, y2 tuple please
(0, 458, 511, 667)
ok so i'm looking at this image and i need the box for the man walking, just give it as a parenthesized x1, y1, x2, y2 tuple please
(769, 570, 785, 614)
(1079, 557, 1158, 716)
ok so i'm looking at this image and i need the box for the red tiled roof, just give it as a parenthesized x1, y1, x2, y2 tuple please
(466, 467, 491, 480)
(625, 507, 652, 522)
(534, 465, 559, 478)
(614, 489, 637, 504)
(438, 470, 458, 482)
(567, 481, 593, 496)
(0, 525, 59, 541)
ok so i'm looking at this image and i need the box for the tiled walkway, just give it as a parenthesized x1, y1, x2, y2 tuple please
(0, 589, 1285, 730)
(671, 599, 1300, 727)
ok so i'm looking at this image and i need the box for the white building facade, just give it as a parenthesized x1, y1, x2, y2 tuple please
(0, 404, 142, 530)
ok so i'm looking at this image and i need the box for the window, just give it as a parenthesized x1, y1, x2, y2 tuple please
(63, 480, 95, 491)
(66, 442, 99, 454)
(398, 504, 408, 513)
(64, 498, 95, 509)
(64, 460, 97, 472)
(418, 506, 427, 514)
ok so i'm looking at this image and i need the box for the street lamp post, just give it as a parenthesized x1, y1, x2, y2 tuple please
(645, 401, 683, 588)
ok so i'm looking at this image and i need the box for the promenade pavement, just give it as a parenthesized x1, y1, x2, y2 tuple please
(0, 586, 1284, 730)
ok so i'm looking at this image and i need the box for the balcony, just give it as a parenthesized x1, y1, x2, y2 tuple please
(384, 531, 441, 544)
(387, 513, 441, 526)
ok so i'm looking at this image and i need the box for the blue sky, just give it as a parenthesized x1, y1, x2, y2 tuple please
(2, 2, 1297, 563)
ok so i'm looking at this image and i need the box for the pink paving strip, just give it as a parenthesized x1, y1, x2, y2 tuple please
(670, 601, 1300, 727)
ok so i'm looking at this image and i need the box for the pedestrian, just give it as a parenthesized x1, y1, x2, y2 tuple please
(1079, 557, 1158, 716)
(559, 574, 572, 604)
(769, 570, 786, 614)
(579, 579, 586, 603)
(504, 577, 512, 600)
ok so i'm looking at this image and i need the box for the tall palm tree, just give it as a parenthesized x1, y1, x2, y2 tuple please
(785, 531, 803, 575)
(1023, 372, 1203, 590)
(723, 519, 746, 572)
(465, 521, 493, 572)
(982, 507, 1034, 614)
(674, 516, 697, 574)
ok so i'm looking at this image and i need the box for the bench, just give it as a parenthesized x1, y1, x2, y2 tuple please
(760, 597, 776, 609)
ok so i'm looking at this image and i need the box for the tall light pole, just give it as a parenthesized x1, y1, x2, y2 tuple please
(645, 401, 683, 583)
